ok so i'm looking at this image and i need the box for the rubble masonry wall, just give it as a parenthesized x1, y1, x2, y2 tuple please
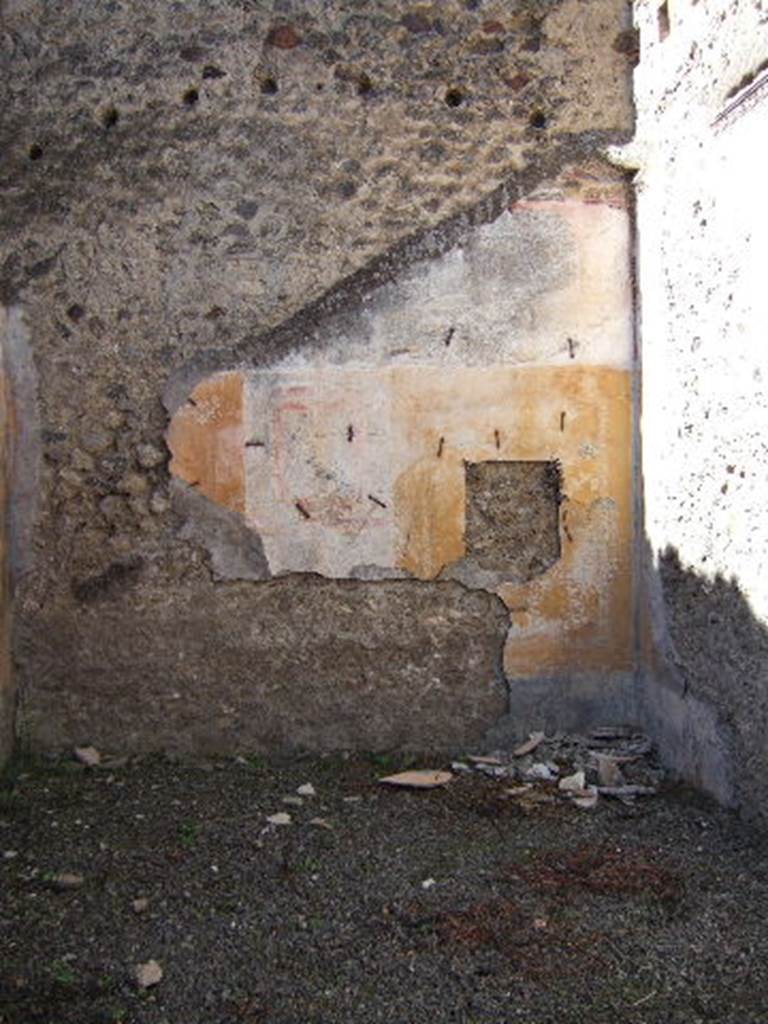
(0, 0, 635, 754)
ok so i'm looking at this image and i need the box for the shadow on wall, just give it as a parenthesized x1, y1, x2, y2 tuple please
(639, 540, 768, 823)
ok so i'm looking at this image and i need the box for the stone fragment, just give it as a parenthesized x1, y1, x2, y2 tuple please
(99, 496, 126, 521)
(50, 872, 84, 891)
(513, 732, 545, 757)
(297, 783, 316, 797)
(117, 472, 149, 496)
(104, 411, 124, 429)
(136, 443, 165, 469)
(149, 491, 170, 515)
(266, 812, 291, 825)
(282, 796, 304, 807)
(593, 754, 625, 787)
(524, 763, 558, 782)
(558, 770, 586, 792)
(58, 468, 83, 488)
(71, 449, 95, 472)
(132, 897, 149, 913)
(379, 770, 453, 789)
(504, 784, 533, 797)
(129, 495, 149, 517)
(74, 745, 101, 767)
(475, 763, 514, 779)
(309, 817, 333, 830)
(135, 960, 163, 990)
(467, 754, 503, 766)
(572, 787, 599, 810)
(102, 755, 130, 769)
(80, 428, 113, 454)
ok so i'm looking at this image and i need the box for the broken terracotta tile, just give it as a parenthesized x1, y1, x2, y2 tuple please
(378, 770, 453, 789)
(504, 784, 533, 797)
(513, 732, 546, 757)
(74, 746, 101, 767)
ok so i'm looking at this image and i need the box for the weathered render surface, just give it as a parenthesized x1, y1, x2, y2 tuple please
(1, 0, 636, 753)
(0, 311, 11, 766)
(631, 0, 768, 816)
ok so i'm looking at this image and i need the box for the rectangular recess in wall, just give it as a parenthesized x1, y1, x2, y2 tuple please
(465, 460, 561, 580)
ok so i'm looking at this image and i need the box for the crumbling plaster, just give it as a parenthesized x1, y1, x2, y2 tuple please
(168, 174, 635, 686)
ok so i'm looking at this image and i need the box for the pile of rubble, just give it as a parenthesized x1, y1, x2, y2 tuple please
(380, 726, 666, 810)
(454, 726, 665, 809)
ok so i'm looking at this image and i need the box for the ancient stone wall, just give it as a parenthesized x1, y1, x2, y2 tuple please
(0, 0, 635, 754)
(631, 0, 768, 815)
(0, 311, 11, 767)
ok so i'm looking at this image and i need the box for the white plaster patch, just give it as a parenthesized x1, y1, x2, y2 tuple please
(274, 202, 633, 374)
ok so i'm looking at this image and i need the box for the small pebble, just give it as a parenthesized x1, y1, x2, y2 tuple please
(266, 812, 291, 826)
(51, 872, 84, 891)
(135, 959, 163, 989)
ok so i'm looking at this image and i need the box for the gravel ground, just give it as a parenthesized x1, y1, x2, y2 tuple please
(1, 749, 768, 1024)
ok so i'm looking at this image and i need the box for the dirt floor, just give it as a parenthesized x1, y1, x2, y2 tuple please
(1, 747, 768, 1024)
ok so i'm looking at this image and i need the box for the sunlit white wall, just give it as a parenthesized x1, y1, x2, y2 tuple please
(634, 0, 768, 620)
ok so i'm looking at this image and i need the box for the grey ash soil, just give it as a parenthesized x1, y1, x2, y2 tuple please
(1, 752, 768, 1024)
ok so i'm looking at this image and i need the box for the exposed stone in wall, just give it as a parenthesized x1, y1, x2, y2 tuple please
(0, 0, 636, 752)
(631, 0, 768, 816)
